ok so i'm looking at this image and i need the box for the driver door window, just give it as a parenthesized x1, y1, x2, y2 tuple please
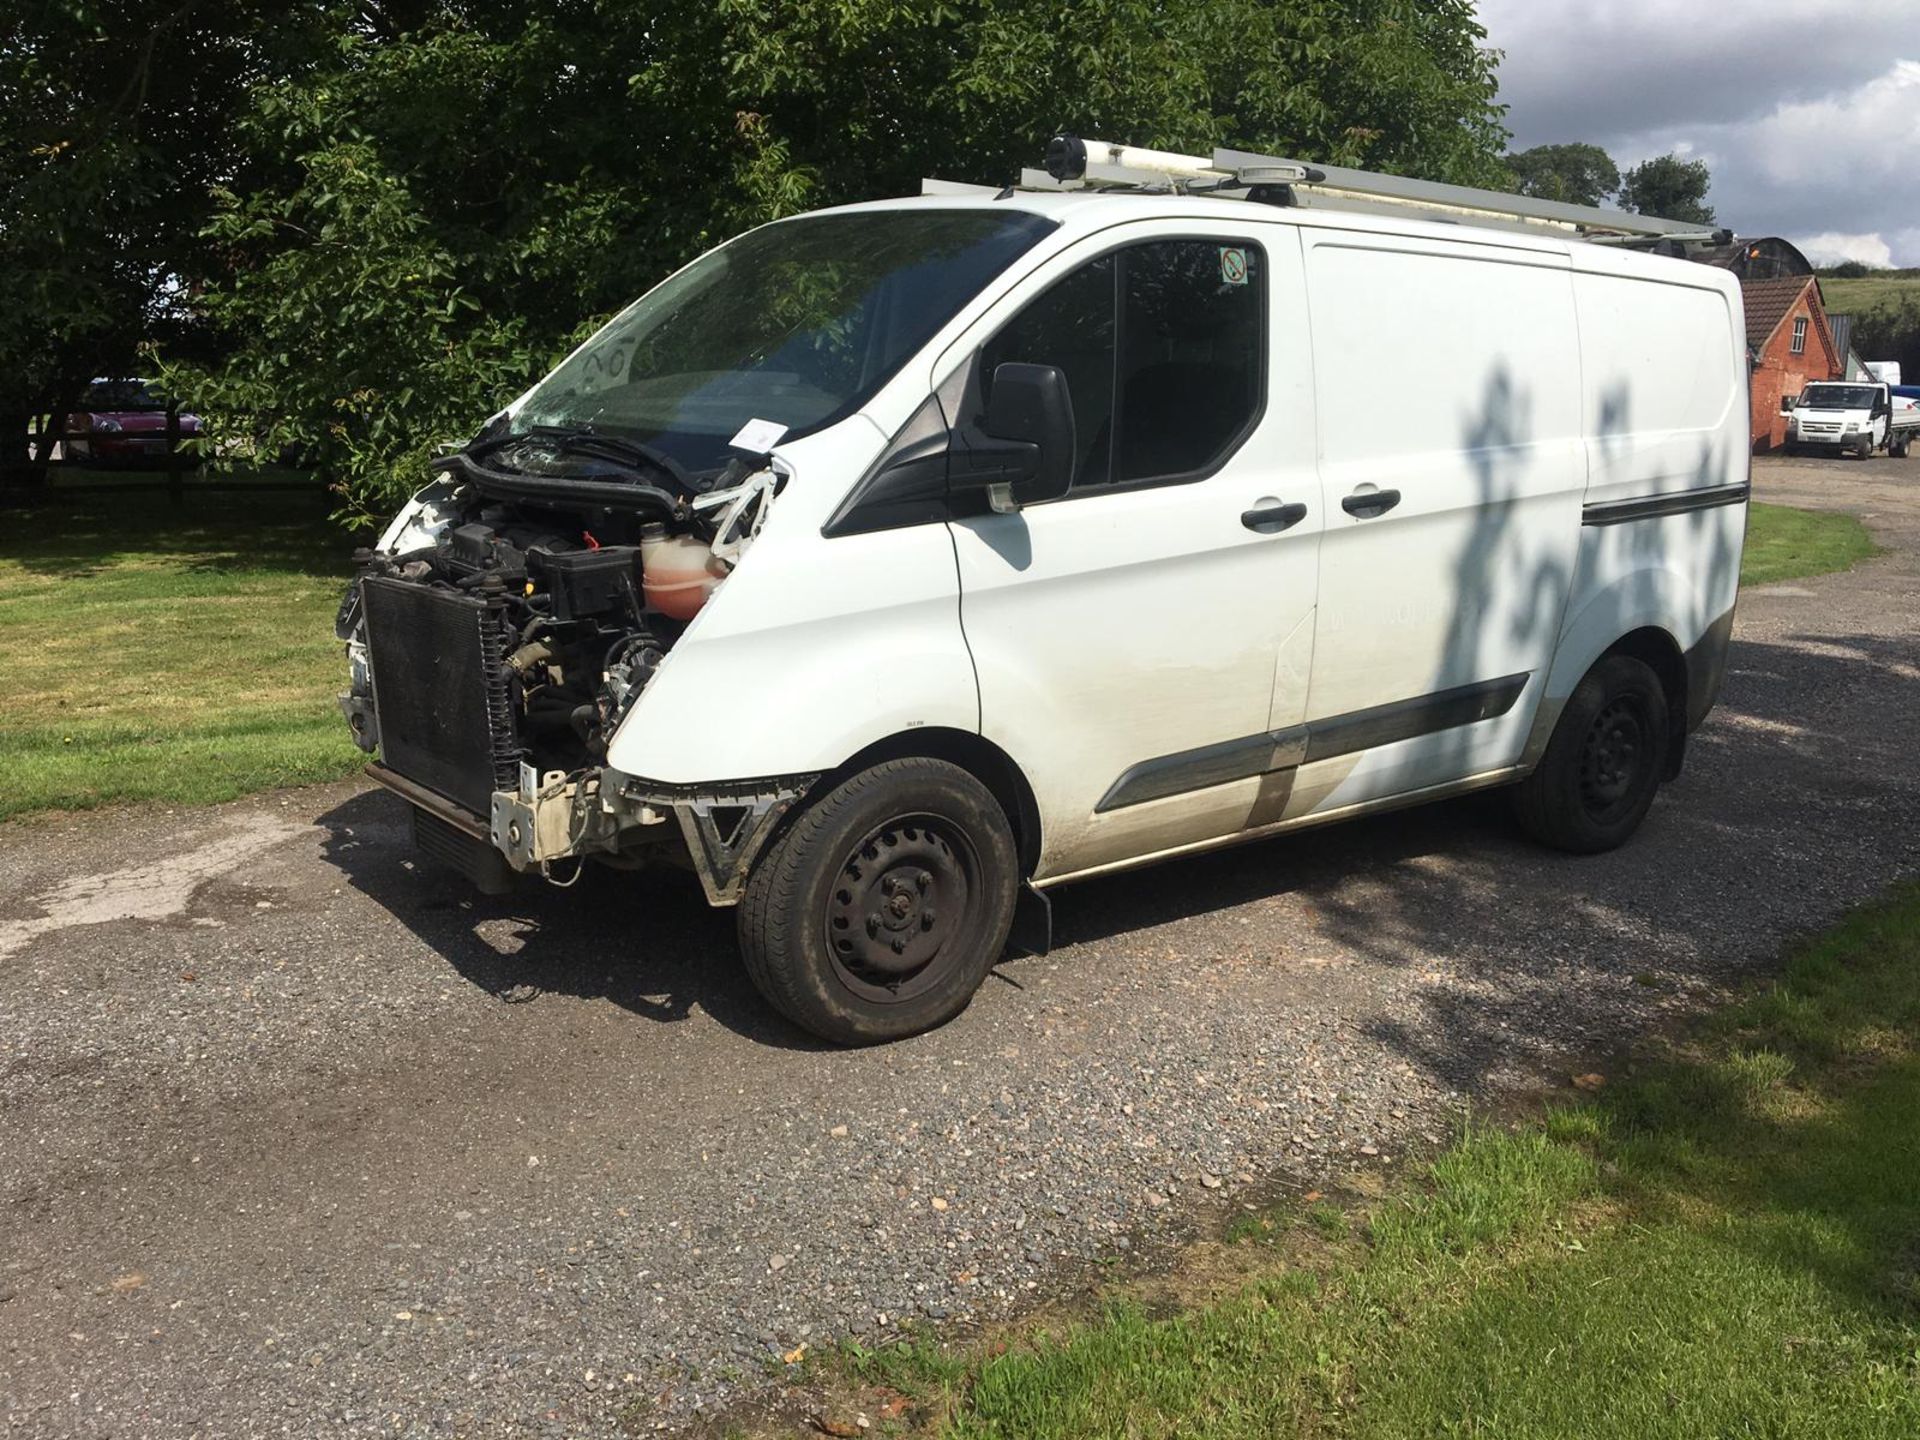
(979, 238, 1266, 494)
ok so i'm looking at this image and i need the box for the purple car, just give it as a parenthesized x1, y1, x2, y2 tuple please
(64, 378, 202, 467)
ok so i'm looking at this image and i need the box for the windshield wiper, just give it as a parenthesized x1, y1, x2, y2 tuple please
(471, 424, 691, 490)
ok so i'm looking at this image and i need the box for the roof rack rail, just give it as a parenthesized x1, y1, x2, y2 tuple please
(923, 136, 1735, 250)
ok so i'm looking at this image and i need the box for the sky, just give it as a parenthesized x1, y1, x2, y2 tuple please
(1477, 0, 1920, 267)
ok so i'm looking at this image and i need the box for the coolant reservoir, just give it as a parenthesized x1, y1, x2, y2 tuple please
(639, 524, 727, 621)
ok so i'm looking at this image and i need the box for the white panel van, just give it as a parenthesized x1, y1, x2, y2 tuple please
(340, 145, 1749, 1044)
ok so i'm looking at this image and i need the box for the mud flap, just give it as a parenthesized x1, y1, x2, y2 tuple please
(1008, 882, 1052, 958)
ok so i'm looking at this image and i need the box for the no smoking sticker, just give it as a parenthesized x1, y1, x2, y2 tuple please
(1219, 247, 1249, 285)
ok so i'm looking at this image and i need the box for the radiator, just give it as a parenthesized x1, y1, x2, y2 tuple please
(361, 577, 521, 815)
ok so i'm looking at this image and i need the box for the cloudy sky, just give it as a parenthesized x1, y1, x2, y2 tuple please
(1477, 0, 1920, 266)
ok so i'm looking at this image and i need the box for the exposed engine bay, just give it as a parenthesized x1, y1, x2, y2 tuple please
(337, 445, 796, 894)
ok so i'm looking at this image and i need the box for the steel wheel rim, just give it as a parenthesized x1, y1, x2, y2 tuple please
(1578, 695, 1650, 821)
(824, 813, 978, 1005)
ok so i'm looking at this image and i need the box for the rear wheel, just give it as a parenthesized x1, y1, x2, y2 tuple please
(1513, 654, 1670, 854)
(738, 758, 1018, 1045)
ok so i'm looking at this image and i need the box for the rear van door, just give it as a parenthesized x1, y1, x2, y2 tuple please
(1291, 228, 1586, 814)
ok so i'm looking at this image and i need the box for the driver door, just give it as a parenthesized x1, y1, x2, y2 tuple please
(942, 221, 1324, 880)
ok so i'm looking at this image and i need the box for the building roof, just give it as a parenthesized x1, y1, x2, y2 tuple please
(1742, 275, 1820, 350)
(1692, 236, 1814, 281)
(1829, 312, 1855, 359)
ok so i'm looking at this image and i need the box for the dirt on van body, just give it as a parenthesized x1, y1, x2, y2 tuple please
(3, 455, 1917, 1436)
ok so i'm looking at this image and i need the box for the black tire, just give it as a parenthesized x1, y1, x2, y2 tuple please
(737, 757, 1019, 1045)
(1512, 654, 1670, 854)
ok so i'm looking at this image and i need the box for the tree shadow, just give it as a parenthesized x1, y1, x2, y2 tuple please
(1584, 968, 1920, 1330)
(313, 788, 831, 1050)
(1, 487, 361, 578)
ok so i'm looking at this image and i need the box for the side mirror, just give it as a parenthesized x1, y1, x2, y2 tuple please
(954, 362, 1076, 508)
(1780, 396, 1796, 412)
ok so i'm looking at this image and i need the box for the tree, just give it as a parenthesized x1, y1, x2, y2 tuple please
(1503, 143, 1619, 207)
(1617, 153, 1716, 225)
(164, 0, 1511, 520)
(1851, 295, 1920, 381)
(0, 2, 326, 495)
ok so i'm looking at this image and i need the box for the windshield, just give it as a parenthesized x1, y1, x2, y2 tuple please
(82, 379, 169, 411)
(509, 209, 1057, 477)
(1799, 385, 1879, 409)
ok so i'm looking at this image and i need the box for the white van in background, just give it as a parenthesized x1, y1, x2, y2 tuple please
(340, 140, 1749, 1044)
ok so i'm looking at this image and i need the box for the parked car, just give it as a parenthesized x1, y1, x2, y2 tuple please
(337, 139, 1750, 1045)
(1784, 380, 1917, 458)
(63, 378, 201, 467)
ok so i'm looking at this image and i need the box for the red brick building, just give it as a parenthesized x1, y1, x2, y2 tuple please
(1744, 275, 1841, 452)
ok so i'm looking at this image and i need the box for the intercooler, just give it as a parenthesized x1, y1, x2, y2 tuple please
(360, 577, 522, 815)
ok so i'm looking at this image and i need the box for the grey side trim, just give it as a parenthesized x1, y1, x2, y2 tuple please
(1094, 672, 1530, 814)
(1096, 727, 1307, 813)
(1582, 481, 1750, 527)
(1303, 672, 1530, 764)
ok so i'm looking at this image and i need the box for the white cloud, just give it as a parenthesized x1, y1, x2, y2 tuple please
(1744, 61, 1920, 188)
(1797, 233, 1895, 268)
(1479, 1, 1920, 264)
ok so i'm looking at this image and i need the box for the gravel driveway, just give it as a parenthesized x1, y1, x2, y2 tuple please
(3, 457, 1917, 1437)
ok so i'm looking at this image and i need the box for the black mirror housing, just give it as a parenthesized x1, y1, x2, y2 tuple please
(984, 363, 1075, 505)
(951, 362, 1075, 508)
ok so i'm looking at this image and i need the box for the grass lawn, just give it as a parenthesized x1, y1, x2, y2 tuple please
(791, 883, 1920, 1438)
(0, 480, 369, 820)
(0, 490, 1883, 824)
(1818, 271, 1920, 318)
(1743, 501, 1879, 587)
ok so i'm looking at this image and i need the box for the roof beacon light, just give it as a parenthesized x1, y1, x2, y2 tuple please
(1234, 162, 1324, 186)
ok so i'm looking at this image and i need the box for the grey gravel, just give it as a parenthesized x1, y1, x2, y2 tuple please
(2, 455, 1917, 1436)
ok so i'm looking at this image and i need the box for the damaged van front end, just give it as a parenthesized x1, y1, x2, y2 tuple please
(336, 204, 1056, 910)
(336, 445, 816, 902)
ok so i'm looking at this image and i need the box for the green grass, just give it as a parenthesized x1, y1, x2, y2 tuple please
(812, 884, 1920, 1439)
(1819, 271, 1920, 318)
(1743, 501, 1880, 587)
(0, 481, 369, 819)
(0, 483, 1878, 824)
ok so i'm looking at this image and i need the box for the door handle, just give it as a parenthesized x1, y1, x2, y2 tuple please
(1240, 501, 1307, 533)
(1342, 487, 1402, 519)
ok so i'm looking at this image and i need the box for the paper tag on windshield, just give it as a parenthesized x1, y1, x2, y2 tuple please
(729, 418, 788, 456)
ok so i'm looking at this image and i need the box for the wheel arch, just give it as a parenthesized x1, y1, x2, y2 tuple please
(827, 727, 1044, 879)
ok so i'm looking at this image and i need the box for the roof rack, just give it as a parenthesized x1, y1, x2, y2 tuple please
(924, 136, 1733, 250)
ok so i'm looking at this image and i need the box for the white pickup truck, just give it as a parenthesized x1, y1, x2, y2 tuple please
(1786, 381, 1918, 459)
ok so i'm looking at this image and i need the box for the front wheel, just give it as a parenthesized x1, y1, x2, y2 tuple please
(1513, 654, 1670, 854)
(737, 758, 1019, 1045)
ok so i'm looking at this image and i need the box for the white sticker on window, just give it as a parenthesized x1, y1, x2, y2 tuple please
(1219, 247, 1249, 286)
(729, 417, 789, 455)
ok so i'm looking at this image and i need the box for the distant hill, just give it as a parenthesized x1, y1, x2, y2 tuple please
(1818, 268, 1920, 316)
